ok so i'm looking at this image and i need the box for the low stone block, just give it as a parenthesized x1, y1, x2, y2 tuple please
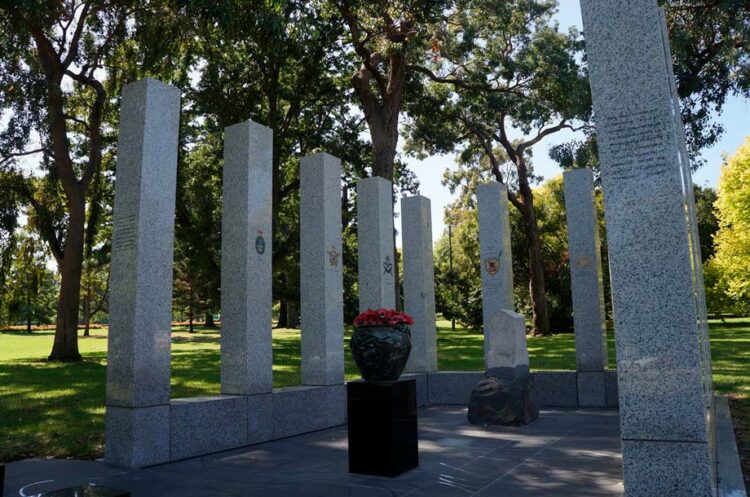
(577, 371, 607, 408)
(401, 373, 428, 407)
(605, 370, 619, 407)
(716, 396, 747, 497)
(427, 371, 484, 405)
(324, 384, 347, 427)
(105, 405, 170, 468)
(532, 371, 578, 407)
(273, 386, 330, 439)
(247, 393, 274, 444)
(169, 396, 248, 460)
(622, 440, 714, 497)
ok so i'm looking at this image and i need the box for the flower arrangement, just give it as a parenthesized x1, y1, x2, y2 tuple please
(353, 308, 414, 327)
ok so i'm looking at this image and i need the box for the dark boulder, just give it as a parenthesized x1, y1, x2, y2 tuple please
(467, 365, 539, 426)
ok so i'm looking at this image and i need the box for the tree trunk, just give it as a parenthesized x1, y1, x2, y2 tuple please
(278, 299, 288, 328)
(516, 171, 550, 336)
(204, 311, 216, 328)
(286, 300, 300, 329)
(49, 200, 85, 361)
(83, 275, 91, 337)
(26, 277, 32, 334)
(188, 285, 195, 334)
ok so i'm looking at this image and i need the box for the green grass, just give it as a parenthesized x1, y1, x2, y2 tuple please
(1, 318, 749, 474)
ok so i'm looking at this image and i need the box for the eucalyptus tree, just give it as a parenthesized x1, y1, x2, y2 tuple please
(665, 0, 750, 161)
(405, 0, 591, 335)
(0, 0, 148, 360)
(330, 0, 449, 181)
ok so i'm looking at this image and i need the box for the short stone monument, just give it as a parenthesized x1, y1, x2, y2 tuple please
(300, 153, 345, 386)
(563, 168, 608, 407)
(105, 78, 181, 467)
(580, 0, 716, 494)
(357, 177, 396, 311)
(469, 311, 538, 426)
(401, 195, 437, 374)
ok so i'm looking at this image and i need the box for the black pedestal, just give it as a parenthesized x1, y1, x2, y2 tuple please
(347, 378, 419, 477)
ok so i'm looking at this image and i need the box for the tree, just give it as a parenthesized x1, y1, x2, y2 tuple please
(665, 0, 750, 162)
(0, 1, 140, 360)
(434, 207, 482, 330)
(693, 185, 719, 261)
(332, 0, 445, 180)
(2, 228, 58, 332)
(406, 0, 591, 335)
(711, 137, 750, 314)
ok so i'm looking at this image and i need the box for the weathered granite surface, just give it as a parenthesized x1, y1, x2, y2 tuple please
(300, 153, 344, 386)
(484, 309, 529, 370)
(170, 396, 248, 460)
(357, 177, 396, 311)
(401, 195, 438, 373)
(563, 168, 608, 373)
(580, 0, 715, 493)
(577, 371, 607, 408)
(220, 120, 273, 395)
(105, 405, 170, 468)
(106, 78, 180, 409)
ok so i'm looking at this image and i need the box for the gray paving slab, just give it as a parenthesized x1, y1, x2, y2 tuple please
(4, 407, 623, 497)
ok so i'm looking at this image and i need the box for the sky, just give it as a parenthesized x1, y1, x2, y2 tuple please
(394, 0, 750, 246)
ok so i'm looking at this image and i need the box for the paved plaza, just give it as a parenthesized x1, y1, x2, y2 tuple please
(4, 407, 623, 497)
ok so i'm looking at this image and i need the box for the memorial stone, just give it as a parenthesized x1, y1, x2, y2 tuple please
(401, 195, 437, 373)
(580, 0, 716, 494)
(300, 153, 345, 385)
(357, 177, 396, 311)
(220, 120, 273, 395)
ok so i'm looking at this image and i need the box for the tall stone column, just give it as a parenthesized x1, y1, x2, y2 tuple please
(105, 78, 181, 467)
(357, 177, 396, 311)
(563, 168, 608, 407)
(220, 120, 273, 395)
(580, 1, 715, 495)
(401, 195, 437, 373)
(300, 153, 344, 385)
(477, 183, 514, 312)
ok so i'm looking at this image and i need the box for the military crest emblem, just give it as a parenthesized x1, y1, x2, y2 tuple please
(484, 257, 500, 276)
(255, 234, 266, 254)
(327, 246, 340, 267)
(383, 256, 394, 275)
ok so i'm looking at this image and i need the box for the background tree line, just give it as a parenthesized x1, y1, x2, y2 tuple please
(0, 0, 747, 360)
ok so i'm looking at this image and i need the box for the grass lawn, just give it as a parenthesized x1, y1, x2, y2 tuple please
(1, 318, 749, 480)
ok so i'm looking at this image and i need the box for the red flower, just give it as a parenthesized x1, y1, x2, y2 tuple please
(354, 308, 414, 327)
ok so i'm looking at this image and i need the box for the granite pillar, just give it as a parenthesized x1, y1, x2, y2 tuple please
(401, 196, 437, 373)
(300, 153, 345, 385)
(105, 78, 181, 467)
(564, 168, 607, 373)
(220, 120, 273, 395)
(357, 177, 396, 311)
(580, 1, 715, 494)
(477, 182, 514, 316)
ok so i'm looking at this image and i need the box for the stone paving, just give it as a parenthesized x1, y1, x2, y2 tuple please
(4, 407, 623, 497)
